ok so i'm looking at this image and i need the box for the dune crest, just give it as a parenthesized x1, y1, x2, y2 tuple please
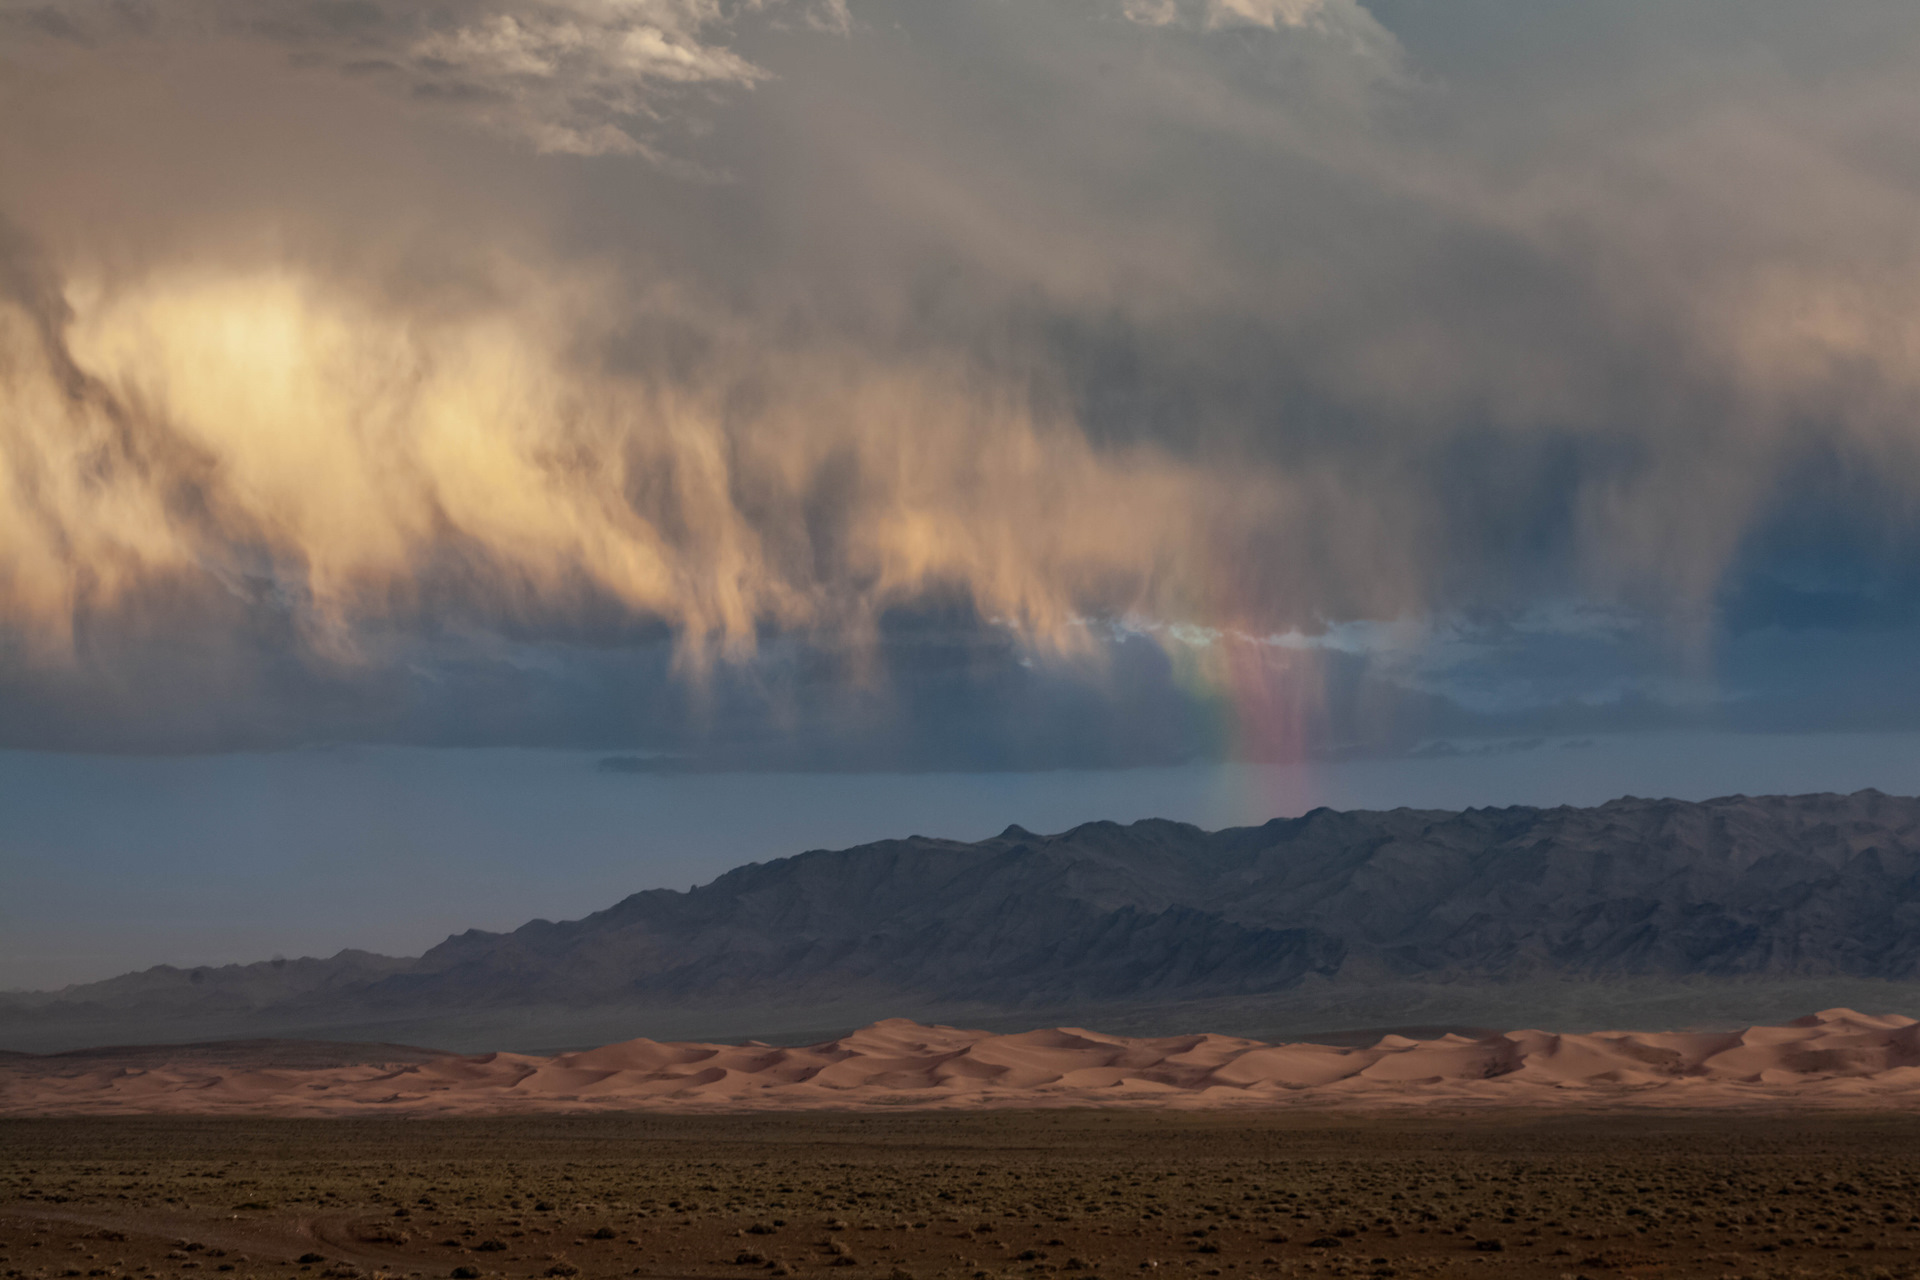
(5, 1009, 1920, 1116)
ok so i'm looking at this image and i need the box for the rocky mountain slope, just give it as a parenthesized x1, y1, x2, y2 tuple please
(8, 789, 1920, 1051)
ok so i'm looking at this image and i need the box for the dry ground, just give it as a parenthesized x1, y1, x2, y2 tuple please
(4, 1112, 1918, 1280)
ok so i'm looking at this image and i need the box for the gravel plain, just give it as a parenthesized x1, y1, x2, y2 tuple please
(7, 1113, 1920, 1280)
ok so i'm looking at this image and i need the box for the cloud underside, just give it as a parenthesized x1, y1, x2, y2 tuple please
(12, 0, 855, 157)
(4, 0, 1920, 761)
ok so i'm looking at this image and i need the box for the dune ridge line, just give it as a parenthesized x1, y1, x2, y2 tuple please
(5, 1008, 1920, 1116)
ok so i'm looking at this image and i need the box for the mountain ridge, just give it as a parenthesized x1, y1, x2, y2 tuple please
(8, 788, 1920, 1053)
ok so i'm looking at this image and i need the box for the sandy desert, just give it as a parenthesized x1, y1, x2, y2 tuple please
(5, 1009, 1920, 1117)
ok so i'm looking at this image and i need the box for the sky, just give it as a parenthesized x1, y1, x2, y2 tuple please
(6, 0, 1920, 987)
(8, 733, 1920, 991)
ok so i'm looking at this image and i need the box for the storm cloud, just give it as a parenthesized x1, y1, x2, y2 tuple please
(4, 0, 1920, 764)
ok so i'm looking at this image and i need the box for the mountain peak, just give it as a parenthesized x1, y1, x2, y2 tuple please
(9, 790, 1920, 1055)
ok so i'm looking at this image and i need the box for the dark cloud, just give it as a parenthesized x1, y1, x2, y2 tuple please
(4, 0, 1920, 763)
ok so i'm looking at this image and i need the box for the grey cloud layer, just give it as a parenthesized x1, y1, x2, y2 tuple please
(3, 0, 1920, 761)
(12, 0, 850, 156)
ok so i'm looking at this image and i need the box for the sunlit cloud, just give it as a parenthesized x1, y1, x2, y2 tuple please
(4, 0, 1920, 760)
(0, 258, 1294, 674)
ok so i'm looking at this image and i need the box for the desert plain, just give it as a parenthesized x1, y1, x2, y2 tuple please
(8, 1107, 1920, 1280)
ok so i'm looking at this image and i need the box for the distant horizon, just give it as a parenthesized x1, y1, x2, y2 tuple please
(9, 747, 1920, 996)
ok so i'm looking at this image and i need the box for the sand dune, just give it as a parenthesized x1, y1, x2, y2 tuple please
(4, 1009, 1919, 1116)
